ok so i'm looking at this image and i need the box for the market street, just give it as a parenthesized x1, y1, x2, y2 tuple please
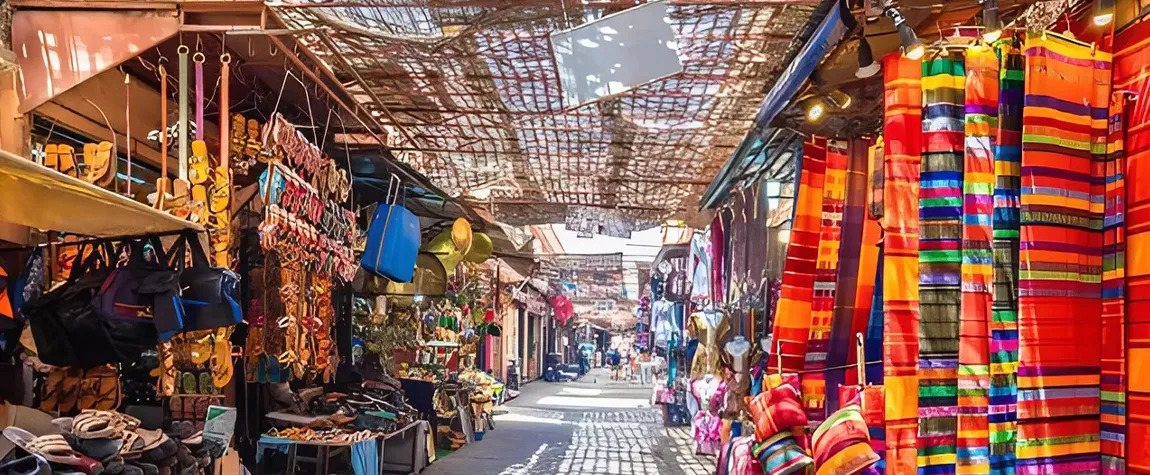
(423, 368, 712, 475)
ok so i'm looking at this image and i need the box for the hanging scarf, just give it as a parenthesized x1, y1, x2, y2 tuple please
(880, 52, 923, 475)
(770, 139, 828, 374)
(1016, 31, 1109, 474)
(1108, 22, 1150, 475)
(804, 138, 848, 422)
(826, 139, 879, 412)
(988, 38, 1023, 475)
(956, 45, 997, 474)
(865, 243, 886, 474)
(918, 55, 965, 475)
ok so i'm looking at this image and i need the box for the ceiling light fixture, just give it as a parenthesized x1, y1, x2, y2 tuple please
(828, 90, 853, 109)
(1094, 0, 1115, 26)
(856, 36, 880, 78)
(885, 5, 925, 60)
(981, 0, 1003, 42)
(804, 98, 828, 123)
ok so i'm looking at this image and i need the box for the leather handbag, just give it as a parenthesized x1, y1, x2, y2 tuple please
(360, 174, 420, 282)
(169, 232, 242, 336)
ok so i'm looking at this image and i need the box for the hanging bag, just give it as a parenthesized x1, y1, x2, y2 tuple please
(95, 236, 174, 362)
(836, 333, 885, 427)
(23, 242, 120, 368)
(169, 231, 242, 336)
(361, 174, 420, 282)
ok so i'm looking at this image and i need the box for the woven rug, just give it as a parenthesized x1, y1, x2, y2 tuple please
(771, 138, 828, 374)
(881, 52, 923, 475)
(957, 45, 997, 475)
(989, 38, 1023, 475)
(1017, 31, 1107, 474)
(825, 139, 875, 413)
(919, 55, 964, 475)
(804, 138, 849, 421)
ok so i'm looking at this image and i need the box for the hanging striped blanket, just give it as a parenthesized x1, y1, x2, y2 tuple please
(1098, 85, 1128, 475)
(881, 52, 923, 475)
(957, 46, 997, 475)
(804, 139, 849, 422)
(919, 55, 964, 475)
(1017, 31, 1107, 475)
(825, 139, 876, 413)
(1111, 21, 1150, 475)
(989, 39, 1023, 475)
(770, 138, 828, 374)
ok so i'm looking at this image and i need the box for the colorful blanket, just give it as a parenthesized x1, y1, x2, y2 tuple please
(957, 45, 997, 475)
(881, 52, 923, 475)
(825, 139, 876, 412)
(804, 139, 849, 421)
(989, 39, 1023, 475)
(1017, 31, 1107, 474)
(919, 55, 964, 475)
(1099, 85, 1128, 475)
(771, 138, 828, 374)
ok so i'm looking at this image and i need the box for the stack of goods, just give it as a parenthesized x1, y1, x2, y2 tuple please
(2, 410, 210, 475)
(265, 379, 416, 439)
(744, 374, 811, 475)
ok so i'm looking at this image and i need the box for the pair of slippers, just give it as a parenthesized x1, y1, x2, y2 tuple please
(3, 428, 103, 475)
(43, 145, 78, 178)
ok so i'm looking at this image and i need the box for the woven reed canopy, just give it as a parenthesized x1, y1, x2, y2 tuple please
(273, 0, 818, 225)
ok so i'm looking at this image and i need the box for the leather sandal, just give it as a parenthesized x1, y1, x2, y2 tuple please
(83, 142, 115, 187)
(189, 185, 208, 224)
(189, 141, 209, 185)
(41, 368, 64, 413)
(44, 144, 60, 171)
(58, 145, 79, 178)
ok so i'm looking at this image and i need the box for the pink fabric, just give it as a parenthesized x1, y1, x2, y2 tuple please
(694, 412, 722, 455)
(711, 380, 730, 413)
(711, 215, 725, 302)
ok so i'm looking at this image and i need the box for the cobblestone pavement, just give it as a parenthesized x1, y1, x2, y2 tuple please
(423, 368, 715, 475)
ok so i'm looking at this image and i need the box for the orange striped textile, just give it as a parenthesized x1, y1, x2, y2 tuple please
(881, 52, 923, 475)
(770, 138, 828, 374)
(803, 139, 849, 422)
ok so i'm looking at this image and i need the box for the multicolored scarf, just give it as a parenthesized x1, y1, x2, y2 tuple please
(956, 46, 997, 475)
(989, 39, 1023, 475)
(1017, 31, 1108, 474)
(805, 139, 849, 421)
(881, 52, 923, 475)
(771, 139, 828, 374)
(826, 139, 881, 411)
(918, 55, 964, 475)
(865, 243, 886, 475)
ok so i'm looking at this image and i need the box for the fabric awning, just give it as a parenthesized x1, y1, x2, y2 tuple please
(0, 150, 202, 237)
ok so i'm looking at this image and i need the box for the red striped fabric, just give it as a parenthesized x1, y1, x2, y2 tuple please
(804, 138, 849, 422)
(770, 138, 828, 374)
(1114, 21, 1150, 475)
(881, 52, 923, 475)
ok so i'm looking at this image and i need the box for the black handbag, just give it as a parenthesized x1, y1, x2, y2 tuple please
(23, 243, 119, 368)
(170, 232, 242, 333)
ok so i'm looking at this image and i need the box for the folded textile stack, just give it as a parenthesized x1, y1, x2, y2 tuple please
(744, 374, 812, 475)
(811, 403, 880, 475)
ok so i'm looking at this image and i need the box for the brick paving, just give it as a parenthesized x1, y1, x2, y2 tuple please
(425, 368, 716, 475)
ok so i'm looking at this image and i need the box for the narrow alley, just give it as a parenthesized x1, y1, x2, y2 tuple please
(423, 368, 711, 475)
